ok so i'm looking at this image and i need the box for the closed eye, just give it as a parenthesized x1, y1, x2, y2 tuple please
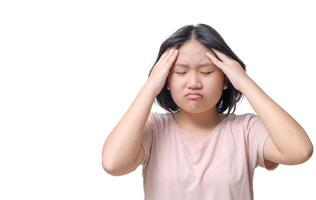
(175, 71, 214, 75)
(174, 72, 186, 74)
(201, 71, 214, 74)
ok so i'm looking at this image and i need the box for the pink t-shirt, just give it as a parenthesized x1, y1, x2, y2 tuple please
(141, 112, 279, 200)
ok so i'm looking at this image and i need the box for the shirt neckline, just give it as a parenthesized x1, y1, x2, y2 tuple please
(169, 112, 234, 151)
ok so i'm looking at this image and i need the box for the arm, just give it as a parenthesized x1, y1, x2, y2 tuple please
(102, 80, 156, 175)
(102, 48, 177, 175)
(206, 48, 313, 165)
(241, 76, 313, 164)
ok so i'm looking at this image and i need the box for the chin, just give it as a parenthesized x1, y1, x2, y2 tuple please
(178, 105, 215, 114)
(173, 96, 220, 114)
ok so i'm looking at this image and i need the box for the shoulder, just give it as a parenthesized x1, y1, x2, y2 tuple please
(230, 112, 257, 121)
(221, 113, 261, 133)
(223, 112, 256, 124)
(148, 112, 169, 122)
(229, 112, 259, 124)
(239, 113, 264, 131)
(147, 112, 172, 128)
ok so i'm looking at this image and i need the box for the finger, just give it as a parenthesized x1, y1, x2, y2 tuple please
(160, 48, 172, 60)
(167, 48, 175, 56)
(161, 49, 177, 69)
(166, 48, 178, 62)
(206, 51, 224, 68)
(156, 49, 171, 67)
(167, 49, 179, 66)
(212, 48, 230, 62)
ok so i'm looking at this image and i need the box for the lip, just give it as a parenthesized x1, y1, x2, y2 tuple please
(185, 92, 203, 100)
(185, 92, 203, 97)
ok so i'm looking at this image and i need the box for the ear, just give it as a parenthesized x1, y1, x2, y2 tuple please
(165, 80, 169, 90)
(166, 77, 171, 90)
(223, 76, 228, 90)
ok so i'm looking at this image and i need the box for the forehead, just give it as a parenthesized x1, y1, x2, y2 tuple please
(176, 39, 215, 59)
(174, 40, 216, 67)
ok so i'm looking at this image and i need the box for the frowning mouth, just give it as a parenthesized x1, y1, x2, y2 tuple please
(185, 93, 203, 100)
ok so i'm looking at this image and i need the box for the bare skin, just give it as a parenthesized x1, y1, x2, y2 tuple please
(102, 47, 179, 175)
(166, 39, 228, 145)
(172, 112, 227, 147)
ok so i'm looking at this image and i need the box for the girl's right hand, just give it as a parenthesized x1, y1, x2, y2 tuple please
(147, 48, 179, 96)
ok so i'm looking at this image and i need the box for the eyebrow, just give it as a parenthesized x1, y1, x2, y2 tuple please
(174, 63, 214, 68)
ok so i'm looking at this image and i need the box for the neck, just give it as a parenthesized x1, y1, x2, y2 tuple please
(175, 108, 222, 130)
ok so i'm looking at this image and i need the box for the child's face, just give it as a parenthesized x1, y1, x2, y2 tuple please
(167, 39, 227, 114)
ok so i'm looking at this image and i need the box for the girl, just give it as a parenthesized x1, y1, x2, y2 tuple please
(102, 24, 313, 200)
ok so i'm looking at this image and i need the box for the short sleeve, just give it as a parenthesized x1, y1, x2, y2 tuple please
(243, 113, 279, 171)
(141, 112, 157, 166)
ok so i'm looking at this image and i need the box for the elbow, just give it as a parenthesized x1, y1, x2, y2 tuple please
(102, 146, 123, 176)
(281, 144, 313, 165)
(300, 133, 314, 163)
(102, 159, 122, 176)
(102, 156, 133, 176)
(290, 144, 313, 165)
(102, 159, 113, 175)
(294, 137, 314, 164)
(302, 143, 313, 162)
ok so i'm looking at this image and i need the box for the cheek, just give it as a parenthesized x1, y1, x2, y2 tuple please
(167, 73, 173, 87)
(211, 72, 225, 84)
(168, 74, 183, 88)
(203, 76, 225, 91)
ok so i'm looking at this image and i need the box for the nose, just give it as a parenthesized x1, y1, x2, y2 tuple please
(187, 72, 202, 89)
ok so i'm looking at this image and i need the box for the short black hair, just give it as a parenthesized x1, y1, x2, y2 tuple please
(148, 23, 246, 115)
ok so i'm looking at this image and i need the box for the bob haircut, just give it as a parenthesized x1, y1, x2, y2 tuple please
(148, 23, 246, 115)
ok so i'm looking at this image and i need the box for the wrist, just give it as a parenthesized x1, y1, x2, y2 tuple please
(238, 75, 253, 94)
(144, 79, 159, 98)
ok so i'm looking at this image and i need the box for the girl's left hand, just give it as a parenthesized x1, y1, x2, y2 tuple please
(206, 48, 250, 92)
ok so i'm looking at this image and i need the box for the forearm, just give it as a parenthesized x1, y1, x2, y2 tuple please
(102, 80, 156, 169)
(241, 76, 313, 157)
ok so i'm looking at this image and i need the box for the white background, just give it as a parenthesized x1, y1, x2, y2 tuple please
(0, 0, 315, 199)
